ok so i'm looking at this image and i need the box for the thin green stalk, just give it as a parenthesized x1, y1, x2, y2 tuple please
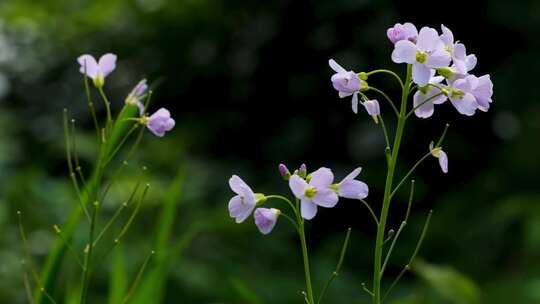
(359, 199, 379, 226)
(317, 228, 352, 304)
(297, 212, 314, 304)
(372, 64, 412, 304)
(98, 87, 113, 132)
(82, 61, 100, 142)
(390, 153, 432, 199)
(405, 91, 445, 119)
(365, 69, 404, 89)
(121, 251, 155, 304)
(80, 201, 100, 304)
(366, 87, 399, 117)
(266, 195, 298, 216)
(378, 115, 391, 152)
(382, 210, 433, 301)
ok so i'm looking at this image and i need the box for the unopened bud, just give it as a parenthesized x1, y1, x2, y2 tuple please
(278, 163, 291, 180)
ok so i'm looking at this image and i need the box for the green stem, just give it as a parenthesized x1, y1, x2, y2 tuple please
(372, 64, 412, 304)
(298, 214, 314, 304)
(365, 69, 404, 89)
(366, 87, 399, 117)
(80, 201, 99, 304)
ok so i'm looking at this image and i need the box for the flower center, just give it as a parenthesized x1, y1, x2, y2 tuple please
(415, 52, 427, 64)
(304, 187, 317, 198)
(450, 88, 465, 99)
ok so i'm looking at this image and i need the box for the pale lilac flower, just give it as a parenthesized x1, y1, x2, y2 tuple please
(387, 23, 418, 44)
(333, 167, 369, 200)
(439, 25, 478, 76)
(430, 145, 448, 173)
(125, 79, 148, 109)
(363, 99, 380, 123)
(468, 74, 494, 112)
(77, 53, 117, 87)
(228, 175, 257, 223)
(391, 27, 451, 86)
(278, 163, 291, 180)
(145, 108, 175, 137)
(413, 72, 448, 118)
(289, 167, 338, 220)
(329, 59, 366, 113)
(254, 208, 280, 235)
(445, 77, 480, 116)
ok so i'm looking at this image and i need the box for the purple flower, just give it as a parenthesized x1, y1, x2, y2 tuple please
(278, 163, 291, 180)
(329, 59, 366, 113)
(145, 108, 175, 137)
(468, 74, 493, 112)
(298, 163, 307, 178)
(125, 79, 148, 108)
(333, 167, 369, 200)
(413, 72, 448, 118)
(228, 175, 257, 223)
(289, 167, 338, 220)
(362, 99, 380, 123)
(387, 23, 418, 44)
(254, 208, 280, 235)
(391, 27, 451, 86)
(445, 77, 480, 116)
(430, 145, 448, 174)
(77, 53, 117, 87)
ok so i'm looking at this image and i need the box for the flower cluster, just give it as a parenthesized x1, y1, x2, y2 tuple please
(228, 164, 368, 234)
(77, 53, 175, 137)
(329, 23, 493, 119)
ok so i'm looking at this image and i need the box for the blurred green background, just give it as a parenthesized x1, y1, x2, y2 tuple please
(0, 0, 539, 303)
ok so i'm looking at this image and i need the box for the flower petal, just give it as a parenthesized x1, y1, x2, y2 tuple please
(289, 175, 308, 199)
(309, 167, 334, 188)
(351, 93, 359, 114)
(339, 179, 369, 199)
(412, 63, 432, 86)
(301, 199, 318, 220)
(229, 175, 251, 195)
(413, 91, 435, 118)
(391, 40, 417, 64)
(417, 27, 440, 52)
(440, 24, 454, 46)
(342, 167, 362, 182)
(328, 59, 346, 73)
(450, 92, 478, 116)
(438, 150, 448, 173)
(98, 53, 117, 77)
(77, 54, 99, 79)
(313, 188, 339, 208)
(254, 208, 279, 235)
(228, 195, 255, 223)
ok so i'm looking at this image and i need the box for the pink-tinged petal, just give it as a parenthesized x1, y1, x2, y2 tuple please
(147, 108, 175, 137)
(313, 188, 338, 208)
(98, 53, 117, 77)
(453, 43, 466, 61)
(229, 175, 251, 195)
(440, 24, 454, 46)
(77, 54, 99, 79)
(403, 22, 419, 41)
(339, 179, 369, 199)
(254, 208, 279, 235)
(342, 167, 362, 181)
(329, 59, 346, 73)
(363, 99, 380, 116)
(465, 54, 477, 72)
(427, 50, 451, 68)
(472, 75, 493, 111)
(413, 91, 435, 118)
(289, 175, 308, 199)
(339, 91, 352, 98)
(450, 92, 477, 116)
(453, 78, 471, 92)
(351, 93, 359, 114)
(310, 167, 334, 188)
(228, 195, 255, 223)
(438, 150, 448, 173)
(391, 40, 417, 64)
(301, 199, 318, 220)
(412, 63, 432, 86)
(417, 27, 440, 52)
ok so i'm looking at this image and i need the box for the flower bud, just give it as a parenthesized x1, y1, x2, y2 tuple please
(363, 99, 380, 124)
(298, 163, 307, 178)
(254, 208, 280, 235)
(278, 163, 291, 180)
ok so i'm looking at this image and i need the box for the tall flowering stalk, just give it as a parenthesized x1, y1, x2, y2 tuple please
(20, 53, 175, 304)
(228, 23, 493, 303)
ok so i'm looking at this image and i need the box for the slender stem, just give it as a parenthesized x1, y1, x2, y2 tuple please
(366, 87, 399, 117)
(390, 152, 432, 199)
(52, 225, 84, 269)
(80, 201, 99, 304)
(103, 124, 139, 166)
(382, 210, 433, 301)
(98, 87, 113, 132)
(297, 210, 314, 304)
(266, 195, 298, 216)
(365, 69, 404, 89)
(121, 251, 155, 304)
(82, 61, 100, 142)
(317, 228, 351, 304)
(378, 115, 391, 152)
(436, 123, 450, 147)
(359, 199, 379, 226)
(372, 64, 412, 304)
(381, 221, 406, 275)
